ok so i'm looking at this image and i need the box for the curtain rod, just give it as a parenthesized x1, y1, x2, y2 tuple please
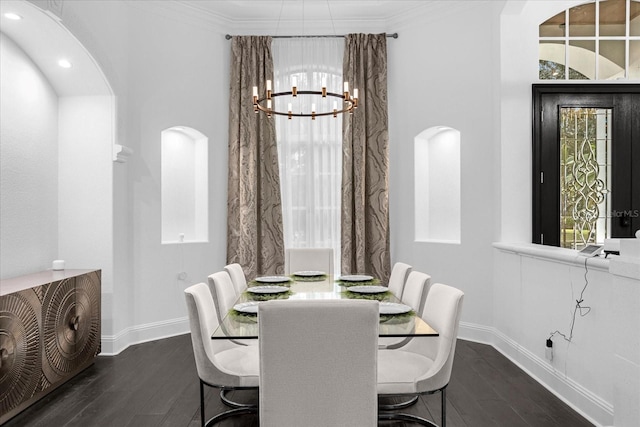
(225, 33, 398, 40)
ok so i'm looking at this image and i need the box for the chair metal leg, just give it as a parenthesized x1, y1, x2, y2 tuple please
(204, 407, 255, 427)
(378, 412, 439, 427)
(441, 387, 446, 427)
(199, 379, 256, 427)
(220, 389, 257, 408)
(378, 394, 419, 410)
(378, 386, 447, 427)
(200, 380, 205, 427)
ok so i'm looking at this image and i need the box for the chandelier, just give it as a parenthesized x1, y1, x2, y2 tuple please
(252, 78, 358, 120)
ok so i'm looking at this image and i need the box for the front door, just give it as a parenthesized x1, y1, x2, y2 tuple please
(532, 84, 640, 248)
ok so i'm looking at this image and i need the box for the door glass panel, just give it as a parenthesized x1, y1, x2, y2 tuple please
(560, 108, 612, 249)
(599, 0, 627, 36)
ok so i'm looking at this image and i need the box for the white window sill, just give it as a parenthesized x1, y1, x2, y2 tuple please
(161, 240, 208, 245)
(492, 242, 610, 271)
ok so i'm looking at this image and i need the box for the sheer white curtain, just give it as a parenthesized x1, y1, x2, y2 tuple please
(272, 38, 343, 275)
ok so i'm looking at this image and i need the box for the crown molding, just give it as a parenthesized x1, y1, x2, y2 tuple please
(126, 0, 233, 33)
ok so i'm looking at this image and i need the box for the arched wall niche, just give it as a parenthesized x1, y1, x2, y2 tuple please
(0, 1, 118, 341)
(161, 126, 209, 244)
(414, 126, 461, 244)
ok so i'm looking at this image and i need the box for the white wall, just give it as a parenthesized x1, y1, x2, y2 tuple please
(58, 96, 113, 277)
(388, 1, 503, 330)
(0, 33, 59, 279)
(58, 95, 115, 339)
(494, 246, 614, 425)
(56, 1, 232, 352)
(56, 0, 135, 351)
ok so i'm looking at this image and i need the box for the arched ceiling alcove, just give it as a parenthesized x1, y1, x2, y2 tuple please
(0, 0, 111, 96)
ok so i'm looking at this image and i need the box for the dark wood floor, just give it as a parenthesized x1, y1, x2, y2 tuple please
(4, 334, 594, 427)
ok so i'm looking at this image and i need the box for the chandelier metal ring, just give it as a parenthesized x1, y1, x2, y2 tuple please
(254, 90, 356, 118)
(253, 80, 359, 119)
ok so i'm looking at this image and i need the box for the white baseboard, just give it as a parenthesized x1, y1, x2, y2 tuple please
(99, 316, 189, 355)
(458, 321, 613, 427)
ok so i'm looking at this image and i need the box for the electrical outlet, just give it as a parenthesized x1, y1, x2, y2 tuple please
(545, 339, 553, 361)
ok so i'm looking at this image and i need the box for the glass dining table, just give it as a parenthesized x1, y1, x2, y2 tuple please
(211, 274, 438, 340)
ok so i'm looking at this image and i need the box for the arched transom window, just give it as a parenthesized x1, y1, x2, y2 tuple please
(539, 0, 640, 80)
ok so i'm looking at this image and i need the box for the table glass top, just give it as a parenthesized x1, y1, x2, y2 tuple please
(211, 276, 438, 339)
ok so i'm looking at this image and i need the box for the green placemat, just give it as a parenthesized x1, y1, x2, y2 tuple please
(336, 278, 381, 286)
(379, 310, 416, 324)
(243, 290, 292, 301)
(290, 274, 328, 282)
(228, 309, 258, 323)
(248, 279, 292, 287)
(341, 290, 391, 301)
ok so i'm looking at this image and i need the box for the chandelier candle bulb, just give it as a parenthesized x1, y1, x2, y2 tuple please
(252, 86, 258, 98)
(322, 77, 327, 97)
(292, 76, 297, 97)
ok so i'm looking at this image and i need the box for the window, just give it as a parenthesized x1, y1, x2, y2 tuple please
(539, 0, 640, 80)
(532, 84, 640, 248)
(161, 126, 208, 244)
(272, 38, 343, 273)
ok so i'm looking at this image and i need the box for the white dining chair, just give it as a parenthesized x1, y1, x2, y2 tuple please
(401, 270, 432, 315)
(387, 262, 412, 298)
(208, 270, 257, 348)
(378, 271, 431, 352)
(207, 271, 237, 326)
(284, 247, 334, 275)
(378, 283, 465, 427)
(224, 263, 247, 295)
(184, 283, 258, 426)
(258, 299, 379, 427)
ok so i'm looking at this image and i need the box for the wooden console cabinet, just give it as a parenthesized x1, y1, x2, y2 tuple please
(0, 269, 101, 424)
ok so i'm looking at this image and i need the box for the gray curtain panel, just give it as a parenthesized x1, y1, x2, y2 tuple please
(341, 33, 391, 283)
(227, 36, 285, 278)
